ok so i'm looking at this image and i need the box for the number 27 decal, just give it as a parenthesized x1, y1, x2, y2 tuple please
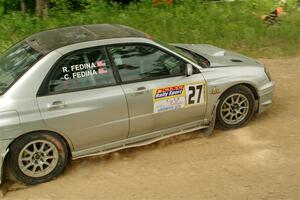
(185, 83, 205, 105)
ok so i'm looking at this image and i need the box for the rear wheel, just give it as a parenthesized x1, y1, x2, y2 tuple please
(7, 132, 69, 185)
(216, 85, 255, 130)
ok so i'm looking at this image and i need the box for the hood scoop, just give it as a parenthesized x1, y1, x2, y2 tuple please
(212, 50, 225, 57)
(230, 59, 243, 63)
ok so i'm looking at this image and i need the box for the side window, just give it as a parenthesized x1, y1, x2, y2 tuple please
(108, 44, 186, 82)
(47, 47, 116, 94)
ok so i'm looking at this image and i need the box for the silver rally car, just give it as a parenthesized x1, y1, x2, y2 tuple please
(0, 24, 274, 185)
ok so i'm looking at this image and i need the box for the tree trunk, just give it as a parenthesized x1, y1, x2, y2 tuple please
(35, 0, 49, 18)
(20, 0, 27, 13)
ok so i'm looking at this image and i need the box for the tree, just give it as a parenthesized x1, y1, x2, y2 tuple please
(20, 0, 26, 13)
(35, 0, 48, 18)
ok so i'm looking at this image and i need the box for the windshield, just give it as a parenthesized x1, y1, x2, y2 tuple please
(0, 42, 44, 94)
(154, 39, 199, 65)
(174, 46, 210, 68)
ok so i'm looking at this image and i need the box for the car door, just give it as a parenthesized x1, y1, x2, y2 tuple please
(107, 44, 207, 138)
(37, 47, 129, 151)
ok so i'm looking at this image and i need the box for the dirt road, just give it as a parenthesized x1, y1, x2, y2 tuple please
(2, 56, 300, 200)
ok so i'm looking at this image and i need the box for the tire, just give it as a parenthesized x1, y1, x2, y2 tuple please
(216, 85, 255, 130)
(7, 132, 69, 185)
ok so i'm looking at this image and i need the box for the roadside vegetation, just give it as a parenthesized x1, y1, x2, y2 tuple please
(0, 0, 299, 57)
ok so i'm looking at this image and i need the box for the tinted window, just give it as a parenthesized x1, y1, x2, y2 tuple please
(48, 48, 116, 93)
(108, 45, 186, 82)
(0, 42, 43, 94)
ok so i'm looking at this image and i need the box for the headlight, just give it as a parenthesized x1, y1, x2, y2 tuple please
(264, 67, 272, 81)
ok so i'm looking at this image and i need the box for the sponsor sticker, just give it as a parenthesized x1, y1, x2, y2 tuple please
(153, 82, 205, 113)
(153, 85, 185, 113)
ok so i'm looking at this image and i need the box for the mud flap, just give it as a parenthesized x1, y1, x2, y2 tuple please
(203, 100, 220, 136)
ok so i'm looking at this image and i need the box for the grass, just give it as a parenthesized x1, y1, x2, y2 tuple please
(0, 0, 299, 58)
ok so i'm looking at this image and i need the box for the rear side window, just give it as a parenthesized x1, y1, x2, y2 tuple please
(47, 47, 116, 94)
(108, 44, 186, 83)
(0, 42, 43, 94)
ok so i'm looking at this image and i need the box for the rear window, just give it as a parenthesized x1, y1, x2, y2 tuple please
(0, 42, 43, 94)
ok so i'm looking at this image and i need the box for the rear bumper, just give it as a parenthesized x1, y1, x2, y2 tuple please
(0, 140, 12, 185)
(258, 81, 275, 113)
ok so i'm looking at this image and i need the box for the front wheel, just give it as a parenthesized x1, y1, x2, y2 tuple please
(216, 85, 255, 130)
(7, 132, 69, 185)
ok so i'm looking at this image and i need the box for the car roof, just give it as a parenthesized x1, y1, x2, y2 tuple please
(25, 24, 146, 54)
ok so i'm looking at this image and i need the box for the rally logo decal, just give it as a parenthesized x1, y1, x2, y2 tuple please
(154, 85, 184, 99)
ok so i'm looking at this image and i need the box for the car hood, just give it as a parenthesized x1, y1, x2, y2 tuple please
(173, 44, 262, 67)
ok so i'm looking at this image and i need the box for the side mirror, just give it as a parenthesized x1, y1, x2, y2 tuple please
(186, 63, 193, 77)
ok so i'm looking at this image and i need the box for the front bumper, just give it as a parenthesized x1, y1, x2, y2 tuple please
(0, 140, 12, 184)
(258, 81, 275, 113)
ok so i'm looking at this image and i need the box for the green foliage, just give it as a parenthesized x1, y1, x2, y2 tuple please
(50, 0, 88, 11)
(0, 0, 19, 14)
(0, 0, 299, 57)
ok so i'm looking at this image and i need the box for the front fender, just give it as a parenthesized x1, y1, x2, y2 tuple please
(201, 66, 267, 119)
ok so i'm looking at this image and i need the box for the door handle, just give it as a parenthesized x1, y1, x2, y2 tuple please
(48, 101, 65, 110)
(134, 87, 147, 95)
